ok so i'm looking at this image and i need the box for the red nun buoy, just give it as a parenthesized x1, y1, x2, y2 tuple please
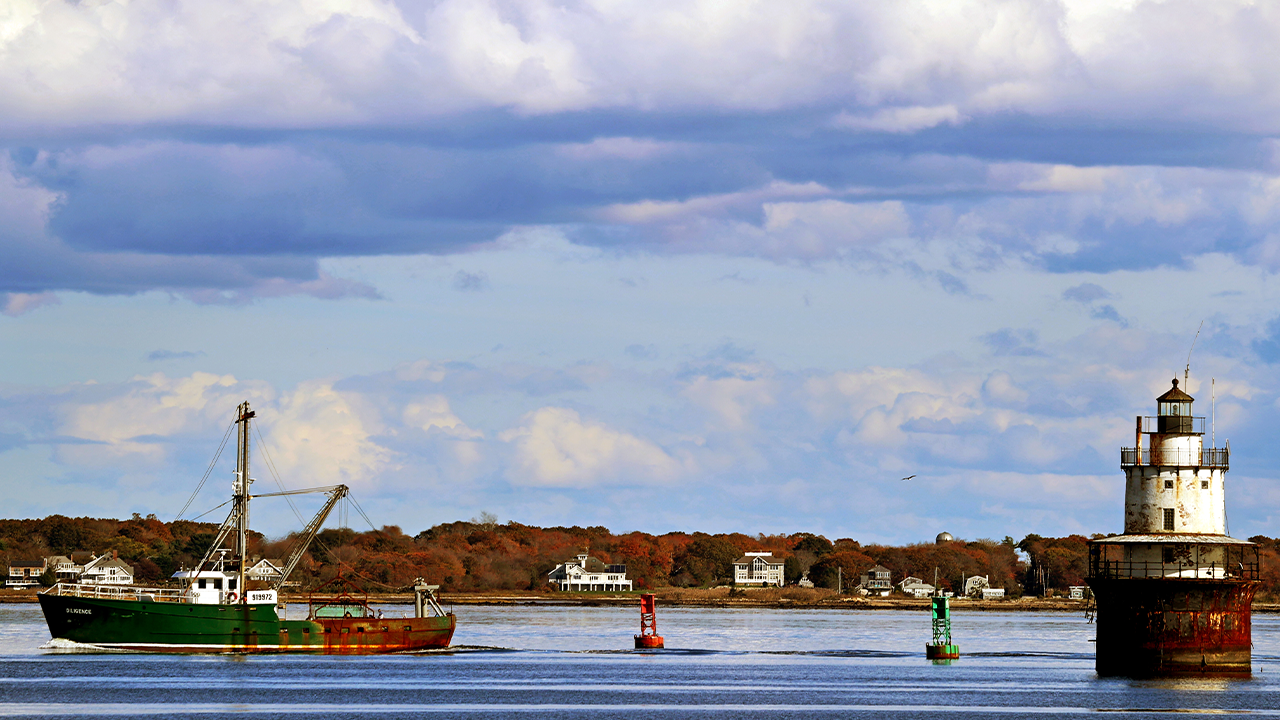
(634, 593, 664, 649)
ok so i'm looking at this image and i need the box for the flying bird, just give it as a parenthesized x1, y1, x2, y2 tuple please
(900, 475, 916, 481)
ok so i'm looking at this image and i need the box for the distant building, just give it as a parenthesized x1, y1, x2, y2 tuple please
(547, 552, 632, 592)
(247, 558, 286, 583)
(897, 576, 936, 598)
(733, 552, 785, 587)
(6, 559, 47, 589)
(79, 552, 134, 585)
(797, 571, 814, 588)
(44, 555, 87, 583)
(963, 575, 990, 597)
(861, 565, 892, 595)
(1069, 586, 1088, 600)
(981, 588, 1006, 600)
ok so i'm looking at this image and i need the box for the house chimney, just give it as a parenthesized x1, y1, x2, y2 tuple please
(113, 549, 118, 560)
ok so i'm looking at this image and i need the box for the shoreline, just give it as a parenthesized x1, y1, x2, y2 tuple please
(8, 588, 1279, 613)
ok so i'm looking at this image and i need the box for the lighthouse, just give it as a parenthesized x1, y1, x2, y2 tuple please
(1087, 378, 1259, 677)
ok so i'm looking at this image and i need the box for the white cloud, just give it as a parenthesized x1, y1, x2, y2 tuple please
(682, 370, 778, 432)
(261, 381, 394, 490)
(58, 372, 271, 463)
(0, 0, 1274, 128)
(499, 407, 683, 487)
(833, 105, 965, 133)
(2, 291, 59, 316)
(403, 395, 482, 439)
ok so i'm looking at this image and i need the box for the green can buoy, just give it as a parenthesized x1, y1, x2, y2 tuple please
(926, 596, 959, 661)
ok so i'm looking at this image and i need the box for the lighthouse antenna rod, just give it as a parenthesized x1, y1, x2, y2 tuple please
(1212, 378, 1216, 449)
(1185, 320, 1204, 388)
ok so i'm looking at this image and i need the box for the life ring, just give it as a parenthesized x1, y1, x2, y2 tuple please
(227, 592, 238, 603)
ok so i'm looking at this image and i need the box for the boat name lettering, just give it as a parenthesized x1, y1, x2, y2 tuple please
(66, 608, 92, 615)
(247, 591, 276, 603)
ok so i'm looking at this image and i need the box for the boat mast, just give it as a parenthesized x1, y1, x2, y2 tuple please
(235, 401, 255, 603)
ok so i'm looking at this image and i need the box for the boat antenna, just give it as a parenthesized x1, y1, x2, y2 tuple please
(1185, 320, 1203, 388)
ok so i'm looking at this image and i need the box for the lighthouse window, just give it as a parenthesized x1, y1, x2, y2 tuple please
(1164, 479, 1174, 489)
(1163, 508, 1175, 531)
(1202, 480, 1209, 489)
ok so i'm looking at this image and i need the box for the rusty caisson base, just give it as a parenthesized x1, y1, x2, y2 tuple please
(1088, 577, 1258, 677)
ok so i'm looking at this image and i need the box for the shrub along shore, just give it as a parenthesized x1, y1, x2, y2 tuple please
(5, 514, 1280, 605)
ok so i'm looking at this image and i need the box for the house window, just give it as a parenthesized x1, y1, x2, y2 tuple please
(1163, 508, 1175, 531)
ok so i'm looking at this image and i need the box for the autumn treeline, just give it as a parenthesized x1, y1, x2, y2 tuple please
(7, 513, 1280, 598)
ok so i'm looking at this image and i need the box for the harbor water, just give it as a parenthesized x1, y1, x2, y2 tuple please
(4, 602, 1280, 717)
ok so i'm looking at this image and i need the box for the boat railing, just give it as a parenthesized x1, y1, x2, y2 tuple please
(42, 582, 194, 604)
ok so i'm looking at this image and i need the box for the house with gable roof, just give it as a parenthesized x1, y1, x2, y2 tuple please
(79, 551, 134, 585)
(732, 552, 785, 587)
(547, 551, 633, 592)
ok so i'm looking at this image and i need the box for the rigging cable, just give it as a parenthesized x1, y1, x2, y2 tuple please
(252, 424, 307, 526)
(348, 494, 379, 533)
(174, 420, 236, 521)
(189, 499, 232, 522)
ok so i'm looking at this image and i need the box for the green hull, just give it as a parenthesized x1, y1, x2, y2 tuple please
(38, 592, 455, 653)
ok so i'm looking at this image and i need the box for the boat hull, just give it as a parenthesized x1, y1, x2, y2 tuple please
(38, 593, 455, 653)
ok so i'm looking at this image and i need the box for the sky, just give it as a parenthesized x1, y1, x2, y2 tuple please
(4, 0, 1280, 545)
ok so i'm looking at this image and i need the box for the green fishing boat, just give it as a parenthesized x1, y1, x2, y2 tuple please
(38, 402, 455, 653)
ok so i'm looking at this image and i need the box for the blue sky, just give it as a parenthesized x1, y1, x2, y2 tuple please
(4, 0, 1280, 544)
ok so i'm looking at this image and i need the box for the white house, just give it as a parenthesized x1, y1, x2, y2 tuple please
(733, 552, 785, 587)
(44, 555, 88, 583)
(247, 558, 286, 583)
(79, 552, 135, 585)
(897, 576, 936, 598)
(547, 552, 632, 592)
(963, 575, 990, 597)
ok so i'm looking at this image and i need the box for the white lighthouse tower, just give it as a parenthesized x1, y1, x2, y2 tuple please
(1122, 379, 1227, 536)
(1088, 378, 1259, 677)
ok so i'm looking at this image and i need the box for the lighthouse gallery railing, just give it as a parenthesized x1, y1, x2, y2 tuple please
(1089, 544, 1258, 581)
(1120, 447, 1228, 468)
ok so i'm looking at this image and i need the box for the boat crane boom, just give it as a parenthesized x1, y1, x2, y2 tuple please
(272, 484, 349, 591)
